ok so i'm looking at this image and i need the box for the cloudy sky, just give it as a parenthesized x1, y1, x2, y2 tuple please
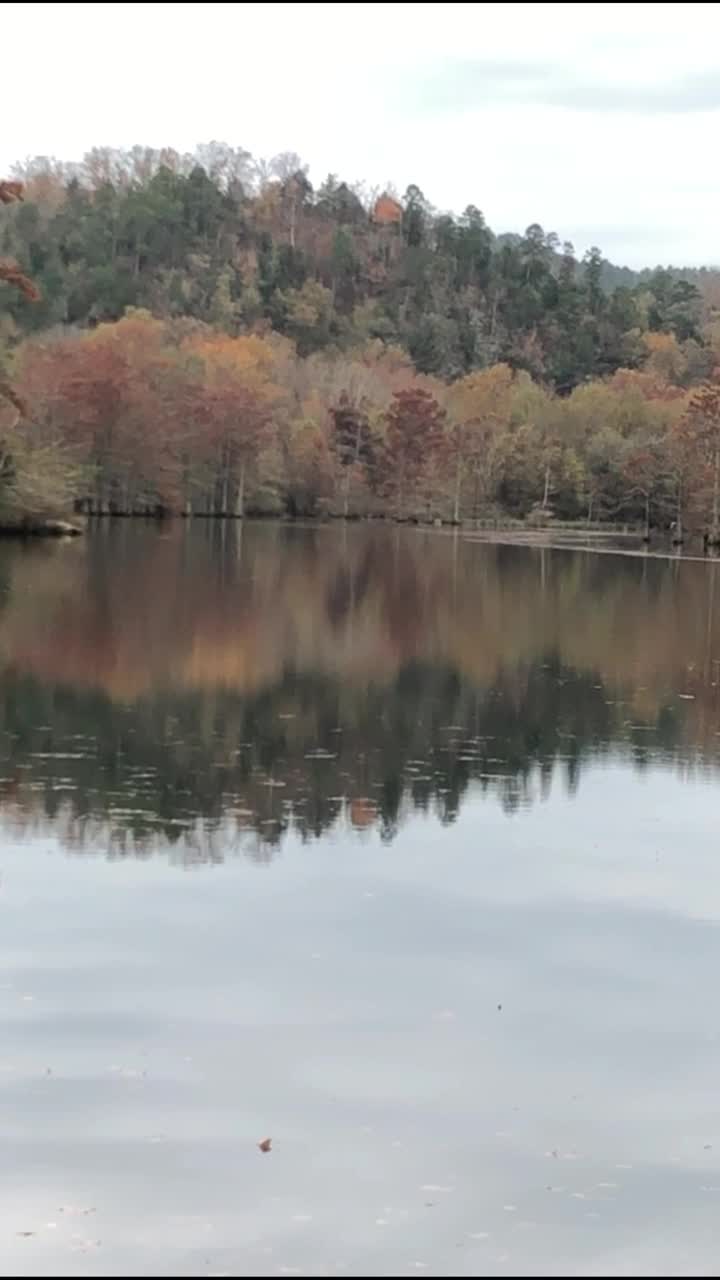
(4, 1, 720, 267)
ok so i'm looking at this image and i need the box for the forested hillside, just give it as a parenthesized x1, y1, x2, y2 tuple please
(2, 143, 720, 532)
(3, 143, 716, 387)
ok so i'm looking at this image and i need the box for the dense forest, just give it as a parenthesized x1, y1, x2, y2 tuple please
(3, 143, 720, 531)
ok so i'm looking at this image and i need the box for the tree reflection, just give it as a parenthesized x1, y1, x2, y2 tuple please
(0, 522, 717, 861)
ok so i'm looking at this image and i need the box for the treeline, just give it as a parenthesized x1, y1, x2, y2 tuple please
(7, 309, 720, 532)
(3, 145, 720, 530)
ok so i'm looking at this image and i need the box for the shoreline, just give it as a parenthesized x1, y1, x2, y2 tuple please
(8, 512, 714, 564)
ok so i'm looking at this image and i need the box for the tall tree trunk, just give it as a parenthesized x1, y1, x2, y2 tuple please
(644, 493, 651, 540)
(342, 420, 363, 519)
(426, 462, 434, 523)
(219, 444, 230, 516)
(542, 463, 551, 510)
(289, 193, 296, 249)
(707, 448, 712, 542)
(182, 458, 193, 517)
(453, 455, 463, 524)
(489, 293, 498, 339)
(234, 460, 246, 519)
(674, 481, 683, 544)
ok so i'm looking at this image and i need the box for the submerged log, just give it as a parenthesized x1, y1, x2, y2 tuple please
(43, 519, 84, 536)
(0, 517, 84, 538)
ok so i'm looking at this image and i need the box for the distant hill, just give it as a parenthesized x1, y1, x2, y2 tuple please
(1, 144, 715, 388)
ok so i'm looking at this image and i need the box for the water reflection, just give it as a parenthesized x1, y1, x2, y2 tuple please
(0, 521, 718, 860)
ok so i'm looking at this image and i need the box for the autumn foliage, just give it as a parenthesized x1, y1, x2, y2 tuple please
(10, 306, 720, 534)
(5, 151, 720, 533)
(0, 260, 41, 302)
(0, 181, 23, 204)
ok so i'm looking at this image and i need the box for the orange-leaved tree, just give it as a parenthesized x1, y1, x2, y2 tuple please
(180, 334, 281, 517)
(680, 382, 720, 544)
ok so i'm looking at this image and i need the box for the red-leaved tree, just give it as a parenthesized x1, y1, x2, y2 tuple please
(382, 388, 446, 520)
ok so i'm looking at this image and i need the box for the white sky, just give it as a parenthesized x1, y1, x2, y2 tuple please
(4, 1, 720, 268)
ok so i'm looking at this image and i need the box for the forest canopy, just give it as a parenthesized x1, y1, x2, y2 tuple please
(2, 142, 720, 531)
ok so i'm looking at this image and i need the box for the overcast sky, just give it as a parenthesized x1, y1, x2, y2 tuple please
(4, 2, 720, 268)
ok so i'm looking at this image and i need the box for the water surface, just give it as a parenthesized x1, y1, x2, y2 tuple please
(3, 522, 720, 1277)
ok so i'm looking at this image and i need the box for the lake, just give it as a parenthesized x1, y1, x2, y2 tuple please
(3, 520, 720, 1277)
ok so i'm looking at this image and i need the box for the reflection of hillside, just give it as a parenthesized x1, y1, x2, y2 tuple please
(0, 523, 717, 858)
(0, 659, 710, 862)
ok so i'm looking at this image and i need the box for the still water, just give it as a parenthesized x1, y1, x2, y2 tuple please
(3, 521, 720, 1277)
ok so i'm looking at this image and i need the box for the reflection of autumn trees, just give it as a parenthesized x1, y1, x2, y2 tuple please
(0, 524, 719, 859)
